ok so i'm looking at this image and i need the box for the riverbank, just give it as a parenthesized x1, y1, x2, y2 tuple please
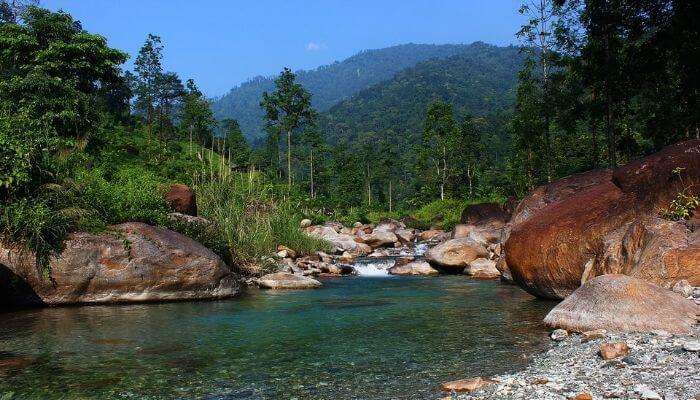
(449, 327, 699, 400)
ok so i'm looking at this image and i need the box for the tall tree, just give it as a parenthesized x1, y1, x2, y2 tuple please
(422, 101, 457, 200)
(180, 78, 215, 146)
(133, 34, 164, 138)
(0, 0, 38, 24)
(260, 68, 315, 189)
(221, 118, 250, 169)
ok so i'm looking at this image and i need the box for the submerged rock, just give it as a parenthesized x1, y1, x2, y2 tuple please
(440, 377, 494, 393)
(388, 261, 438, 276)
(425, 238, 488, 272)
(544, 274, 697, 334)
(0, 222, 238, 306)
(257, 272, 322, 289)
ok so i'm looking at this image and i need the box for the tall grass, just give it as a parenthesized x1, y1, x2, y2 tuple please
(195, 171, 330, 275)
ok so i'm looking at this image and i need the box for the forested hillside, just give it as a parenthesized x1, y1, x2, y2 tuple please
(211, 43, 482, 141)
(320, 42, 523, 147)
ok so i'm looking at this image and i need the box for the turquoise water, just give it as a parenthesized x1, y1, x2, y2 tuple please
(0, 276, 553, 399)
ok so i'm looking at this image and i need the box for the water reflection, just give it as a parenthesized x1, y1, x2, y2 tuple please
(0, 276, 554, 399)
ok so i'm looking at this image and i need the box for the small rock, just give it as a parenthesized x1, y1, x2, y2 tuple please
(300, 219, 312, 228)
(570, 393, 593, 400)
(439, 377, 493, 393)
(599, 342, 629, 360)
(672, 279, 693, 297)
(581, 329, 607, 342)
(635, 385, 662, 400)
(550, 329, 568, 341)
(682, 340, 700, 352)
(532, 377, 549, 385)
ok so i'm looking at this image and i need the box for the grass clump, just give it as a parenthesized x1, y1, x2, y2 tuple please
(196, 174, 331, 275)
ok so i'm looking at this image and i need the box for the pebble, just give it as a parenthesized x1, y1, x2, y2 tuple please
(682, 340, 700, 352)
(635, 384, 662, 400)
(551, 329, 569, 341)
(453, 327, 699, 400)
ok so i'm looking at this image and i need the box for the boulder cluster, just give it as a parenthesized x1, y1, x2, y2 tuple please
(274, 205, 513, 282)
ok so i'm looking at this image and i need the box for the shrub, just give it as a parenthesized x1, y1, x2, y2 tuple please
(69, 165, 169, 226)
(0, 199, 71, 272)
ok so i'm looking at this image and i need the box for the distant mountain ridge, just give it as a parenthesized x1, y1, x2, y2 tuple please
(211, 42, 491, 141)
(320, 42, 524, 146)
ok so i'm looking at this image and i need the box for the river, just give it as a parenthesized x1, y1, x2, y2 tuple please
(0, 272, 553, 399)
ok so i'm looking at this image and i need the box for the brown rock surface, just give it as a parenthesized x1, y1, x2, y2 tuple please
(388, 260, 439, 276)
(460, 203, 509, 227)
(464, 258, 500, 279)
(425, 238, 488, 272)
(440, 377, 494, 393)
(599, 342, 630, 360)
(0, 223, 238, 305)
(543, 274, 697, 334)
(505, 140, 700, 299)
(257, 272, 322, 289)
(165, 184, 197, 215)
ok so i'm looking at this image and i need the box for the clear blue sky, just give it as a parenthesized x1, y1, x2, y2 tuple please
(43, 0, 526, 97)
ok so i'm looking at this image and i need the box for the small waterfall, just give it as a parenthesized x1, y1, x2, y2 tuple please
(353, 259, 394, 277)
(413, 242, 429, 256)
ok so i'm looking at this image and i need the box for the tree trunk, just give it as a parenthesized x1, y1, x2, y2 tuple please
(287, 130, 292, 189)
(389, 180, 393, 212)
(310, 148, 314, 198)
(467, 164, 473, 198)
(441, 144, 447, 201)
(367, 164, 372, 206)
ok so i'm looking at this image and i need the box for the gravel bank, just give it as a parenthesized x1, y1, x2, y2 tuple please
(453, 327, 699, 400)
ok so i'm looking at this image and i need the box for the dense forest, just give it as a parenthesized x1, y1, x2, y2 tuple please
(211, 43, 484, 142)
(1, 0, 698, 271)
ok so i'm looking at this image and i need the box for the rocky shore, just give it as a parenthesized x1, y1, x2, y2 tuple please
(449, 327, 699, 400)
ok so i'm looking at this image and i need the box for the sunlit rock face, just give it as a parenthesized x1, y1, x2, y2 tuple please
(504, 140, 700, 299)
(544, 274, 697, 334)
(0, 222, 239, 305)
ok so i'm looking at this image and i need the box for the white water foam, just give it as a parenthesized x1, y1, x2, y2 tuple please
(353, 260, 394, 277)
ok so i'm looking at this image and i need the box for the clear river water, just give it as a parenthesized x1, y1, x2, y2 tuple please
(0, 274, 554, 399)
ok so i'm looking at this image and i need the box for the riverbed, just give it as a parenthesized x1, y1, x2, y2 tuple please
(0, 276, 553, 399)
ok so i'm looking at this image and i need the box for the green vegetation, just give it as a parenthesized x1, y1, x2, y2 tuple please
(1, 0, 697, 276)
(211, 43, 485, 142)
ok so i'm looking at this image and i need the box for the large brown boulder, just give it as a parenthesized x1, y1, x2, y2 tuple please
(425, 238, 488, 272)
(165, 184, 197, 215)
(544, 275, 697, 334)
(0, 223, 238, 306)
(460, 202, 509, 228)
(505, 140, 700, 299)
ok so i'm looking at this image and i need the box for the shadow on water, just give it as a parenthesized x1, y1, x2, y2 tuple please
(0, 276, 555, 400)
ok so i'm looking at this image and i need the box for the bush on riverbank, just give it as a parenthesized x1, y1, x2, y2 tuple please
(196, 174, 332, 273)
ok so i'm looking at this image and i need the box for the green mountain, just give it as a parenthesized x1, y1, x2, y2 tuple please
(320, 42, 524, 147)
(211, 43, 486, 142)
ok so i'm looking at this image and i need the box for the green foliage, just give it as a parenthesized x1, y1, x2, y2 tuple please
(69, 166, 169, 226)
(212, 43, 479, 142)
(260, 68, 316, 187)
(0, 199, 70, 270)
(196, 174, 330, 274)
(662, 192, 699, 221)
(661, 168, 699, 221)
